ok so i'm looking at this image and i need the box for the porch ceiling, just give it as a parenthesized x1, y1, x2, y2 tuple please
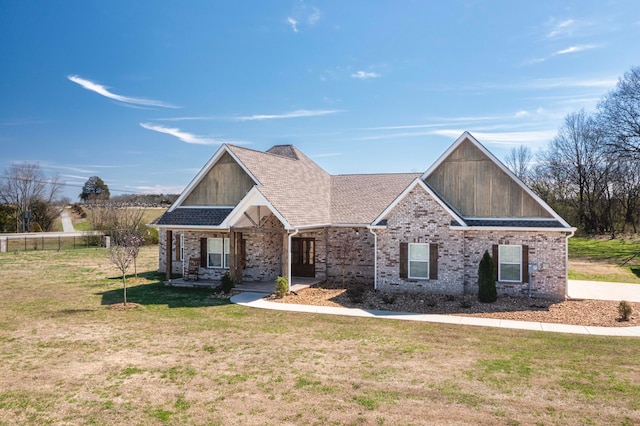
(229, 204, 280, 228)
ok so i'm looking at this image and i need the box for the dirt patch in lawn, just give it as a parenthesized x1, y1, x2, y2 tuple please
(271, 287, 640, 327)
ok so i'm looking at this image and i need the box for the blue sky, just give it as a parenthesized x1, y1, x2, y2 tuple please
(1, 1, 639, 200)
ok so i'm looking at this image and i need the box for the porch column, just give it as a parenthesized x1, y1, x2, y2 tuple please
(229, 229, 236, 282)
(282, 233, 289, 283)
(165, 230, 172, 281)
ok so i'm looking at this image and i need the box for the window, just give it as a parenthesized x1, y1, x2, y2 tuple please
(179, 234, 184, 261)
(207, 238, 230, 268)
(408, 243, 429, 279)
(498, 245, 522, 282)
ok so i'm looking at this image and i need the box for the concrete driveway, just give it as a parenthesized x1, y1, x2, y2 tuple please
(568, 280, 640, 302)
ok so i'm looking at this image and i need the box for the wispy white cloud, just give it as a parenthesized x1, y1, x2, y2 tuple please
(351, 71, 381, 80)
(234, 109, 340, 121)
(547, 18, 575, 38)
(68, 75, 179, 109)
(140, 123, 222, 145)
(527, 76, 616, 89)
(432, 129, 557, 146)
(307, 7, 321, 25)
(131, 184, 186, 194)
(287, 17, 298, 32)
(157, 109, 340, 122)
(287, 4, 320, 32)
(554, 44, 597, 55)
(310, 152, 341, 158)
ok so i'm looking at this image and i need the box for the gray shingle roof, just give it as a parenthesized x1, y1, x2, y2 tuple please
(331, 174, 420, 224)
(227, 145, 332, 227)
(154, 208, 233, 226)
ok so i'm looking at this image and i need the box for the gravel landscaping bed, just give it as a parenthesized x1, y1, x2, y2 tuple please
(270, 286, 639, 327)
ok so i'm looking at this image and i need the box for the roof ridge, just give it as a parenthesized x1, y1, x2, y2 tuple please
(332, 172, 422, 177)
(226, 144, 301, 161)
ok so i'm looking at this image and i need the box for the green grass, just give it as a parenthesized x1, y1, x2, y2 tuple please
(568, 237, 640, 283)
(569, 237, 640, 264)
(0, 247, 639, 425)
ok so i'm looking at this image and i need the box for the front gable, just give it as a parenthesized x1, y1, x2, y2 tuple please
(372, 178, 465, 227)
(424, 133, 552, 219)
(181, 151, 255, 207)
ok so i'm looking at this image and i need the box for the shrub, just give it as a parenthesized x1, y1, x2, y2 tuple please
(221, 273, 234, 294)
(275, 276, 289, 298)
(381, 293, 396, 305)
(618, 300, 632, 321)
(347, 285, 366, 303)
(478, 250, 497, 303)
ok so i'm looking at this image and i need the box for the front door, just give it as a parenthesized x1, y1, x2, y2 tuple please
(291, 238, 315, 277)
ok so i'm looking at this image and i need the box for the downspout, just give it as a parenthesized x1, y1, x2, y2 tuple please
(288, 228, 299, 284)
(565, 228, 576, 298)
(368, 227, 378, 291)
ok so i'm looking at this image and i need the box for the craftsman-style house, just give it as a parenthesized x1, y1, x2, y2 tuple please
(154, 132, 575, 299)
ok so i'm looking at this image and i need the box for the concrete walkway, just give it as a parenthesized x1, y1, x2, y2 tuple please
(231, 286, 640, 337)
(568, 279, 640, 302)
(60, 209, 75, 232)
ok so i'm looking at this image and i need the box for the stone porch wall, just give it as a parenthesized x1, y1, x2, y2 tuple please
(242, 214, 284, 282)
(157, 213, 285, 282)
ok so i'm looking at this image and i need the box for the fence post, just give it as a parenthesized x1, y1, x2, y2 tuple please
(0, 237, 6, 253)
(24, 236, 27, 252)
(58, 236, 61, 251)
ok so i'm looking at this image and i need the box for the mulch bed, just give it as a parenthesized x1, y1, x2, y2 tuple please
(270, 287, 640, 327)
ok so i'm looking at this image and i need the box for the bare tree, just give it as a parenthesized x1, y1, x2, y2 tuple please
(0, 163, 63, 232)
(110, 235, 136, 306)
(504, 145, 533, 183)
(598, 66, 640, 160)
(540, 110, 612, 233)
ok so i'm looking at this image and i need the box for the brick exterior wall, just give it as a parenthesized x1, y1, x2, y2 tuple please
(325, 227, 375, 286)
(374, 185, 570, 299)
(375, 186, 466, 295)
(158, 186, 569, 299)
(462, 230, 569, 299)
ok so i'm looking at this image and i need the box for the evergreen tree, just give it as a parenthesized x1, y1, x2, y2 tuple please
(80, 176, 110, 202)
(478, 250, 497, 303)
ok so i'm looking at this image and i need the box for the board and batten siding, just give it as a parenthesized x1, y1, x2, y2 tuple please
(425, 138, 551, 218)
(182, 152, 255, 206)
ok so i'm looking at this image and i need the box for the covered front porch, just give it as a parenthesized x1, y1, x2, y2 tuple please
(166, 276, 323, 294)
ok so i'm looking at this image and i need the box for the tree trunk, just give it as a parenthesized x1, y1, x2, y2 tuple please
(123, 275, 127, 306)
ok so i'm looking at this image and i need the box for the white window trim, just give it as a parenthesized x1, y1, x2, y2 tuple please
(408, 243, 430, 280)
(207, 237, 230, 269)
(498, 244, 522, 282)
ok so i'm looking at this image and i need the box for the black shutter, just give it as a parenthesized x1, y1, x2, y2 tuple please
(200, 238, 207, 267)
(522, 245, 529, 283)
(399, 242, 408, 279)
(429, 243, 438, 280)
(492, 244, 499, 282)
(175, 233, 181, 261)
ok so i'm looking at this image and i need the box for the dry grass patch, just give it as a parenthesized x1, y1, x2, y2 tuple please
(0, 247, 639, 425)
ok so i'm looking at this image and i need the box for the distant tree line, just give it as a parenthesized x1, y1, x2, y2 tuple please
(506, 66, 640, 237)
